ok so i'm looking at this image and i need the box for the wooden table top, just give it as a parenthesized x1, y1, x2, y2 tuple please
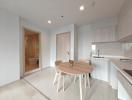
(57, 62, 93, 75)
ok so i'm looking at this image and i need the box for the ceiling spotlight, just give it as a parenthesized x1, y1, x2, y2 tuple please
(48, 20, 52, 24)
(91, 1, 96, 7)
(61, 16, 64, 18)
(80, 5, 84, 11)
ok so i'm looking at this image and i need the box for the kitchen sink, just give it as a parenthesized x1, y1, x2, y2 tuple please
(123, 69, 132, 77)
(93, 56, 104, 58)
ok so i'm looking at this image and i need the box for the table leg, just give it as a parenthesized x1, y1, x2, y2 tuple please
(79, 75, 83, 100)
(53, 73, 58, 85)
(87, 73, 90, 88)
(57, 72, 61, 92)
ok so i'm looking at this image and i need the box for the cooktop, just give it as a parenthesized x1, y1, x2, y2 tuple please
(123, 69, 132, 77)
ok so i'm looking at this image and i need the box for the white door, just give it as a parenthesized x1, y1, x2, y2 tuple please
(56, 32, 70, 62)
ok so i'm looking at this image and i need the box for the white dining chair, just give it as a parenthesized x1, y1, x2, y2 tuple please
(53, 60, 66, 92)
(84, 73, 90, 88)
(74, 60, 91, 88)
(82, 62, 91, 88)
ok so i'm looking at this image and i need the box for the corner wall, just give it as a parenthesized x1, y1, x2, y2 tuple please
(0, 10, 20, 86)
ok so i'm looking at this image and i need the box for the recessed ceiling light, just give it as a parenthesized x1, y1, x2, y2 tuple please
(91, 1, 96, 7)
(48, 20, 52, 24)
(80, 5, 84, 11)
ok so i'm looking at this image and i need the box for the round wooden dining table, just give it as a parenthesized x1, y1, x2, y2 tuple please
(57, 62, 93, 100)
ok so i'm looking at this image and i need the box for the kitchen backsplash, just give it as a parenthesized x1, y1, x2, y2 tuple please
(94, 43, 123, 57)
(122, 43, 132, 58)
(94, 42, 132, 58)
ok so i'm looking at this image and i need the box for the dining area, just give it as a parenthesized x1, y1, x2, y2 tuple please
(53, 60, 93, 100)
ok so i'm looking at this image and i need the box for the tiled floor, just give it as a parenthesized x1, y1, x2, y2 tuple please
(0, 68, 117, 100)
(0, 80, 47, 100)
(24, 68, 117, 100)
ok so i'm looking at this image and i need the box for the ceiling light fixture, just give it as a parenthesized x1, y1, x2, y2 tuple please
(80, 5, 84, 11)
(48, 20, 52, 24)
(91, 1, 96, 7)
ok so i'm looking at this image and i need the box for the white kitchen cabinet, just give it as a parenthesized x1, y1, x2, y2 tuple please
(91, 58, 118, 90)
(93, 27, 115, 42)
(78, 22, 116, 43)
(118, 81, 131, 100)
(118, 72, 132, 100)
(91, 58, 109, 82)
(91, 58, 132, 100)
(109, 62, 118, 89)
(117, 0, 132, 40)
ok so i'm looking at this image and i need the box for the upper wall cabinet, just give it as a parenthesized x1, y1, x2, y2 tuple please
(93, 27, 116, 42)
(117, 0, 132, 40)
(78, 18, 117, 43)
(78, 26, 116, 43)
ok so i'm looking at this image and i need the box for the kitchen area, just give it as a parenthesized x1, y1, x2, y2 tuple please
(77, 0, 132, 99)
(90, 41, 132, 100)
(1, 0, 132, 100)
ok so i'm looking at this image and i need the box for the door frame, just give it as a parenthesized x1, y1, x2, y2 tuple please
(56, 32, 71, 61)
(21, 27, 42, 77)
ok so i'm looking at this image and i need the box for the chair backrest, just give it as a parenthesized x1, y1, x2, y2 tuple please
(79, 59, 91, 65)
(69, 60, 74, 65)
(55, 60, 63, 66)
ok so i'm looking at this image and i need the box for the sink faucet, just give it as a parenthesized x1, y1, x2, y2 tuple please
(97, 49, 100, 57)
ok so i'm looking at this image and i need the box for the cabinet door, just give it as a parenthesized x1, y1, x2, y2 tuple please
(91, 61, 101, 79)
(93, 27, 115, 42)
(109, 62, 118, 89)
(91, 59, 109, 82)
(118, 81, 131, 100)
(118, 72, 132, 100)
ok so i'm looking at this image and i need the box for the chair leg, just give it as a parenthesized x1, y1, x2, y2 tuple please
(85, 74, 87, 88)
(63, 76, 65, 91)
(57, 73, 61, 92)
(87, 73, 90, 88)
(74, 75, 77, 83)
(53, 73, 58, 85)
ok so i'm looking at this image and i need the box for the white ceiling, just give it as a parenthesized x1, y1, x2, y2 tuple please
(0, 0, 125, 29)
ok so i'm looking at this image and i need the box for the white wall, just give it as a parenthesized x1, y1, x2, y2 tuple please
(77, 18, 117, 59)
(95, 43, 123, 57)
(0, 10, 20, 86)
(117, 0, 132, 40)
(50, 24, 77, 66)
(20, 19, 50, 76)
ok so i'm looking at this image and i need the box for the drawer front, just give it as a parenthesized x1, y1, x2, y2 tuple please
(118, 71, 132, 98)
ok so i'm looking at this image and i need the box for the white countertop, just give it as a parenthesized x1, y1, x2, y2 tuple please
(110, 58, 132, 84)
(92, 56, 132, 84)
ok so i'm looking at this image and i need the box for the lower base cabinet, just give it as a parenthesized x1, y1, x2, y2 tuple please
(91, 58, 118, 89)
(109, 62, 118, 89)
(91, 58, 109, 82)
(91, 58, 132, 100)
(118, 72, 132, 100)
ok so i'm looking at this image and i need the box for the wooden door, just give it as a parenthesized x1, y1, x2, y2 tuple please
(24, 29, 39, 72)
(56, 32, 70, 62)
